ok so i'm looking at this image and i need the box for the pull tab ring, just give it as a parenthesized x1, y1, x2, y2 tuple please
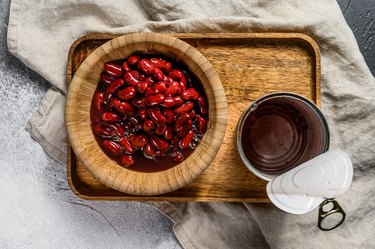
(318, 199, 346, 231)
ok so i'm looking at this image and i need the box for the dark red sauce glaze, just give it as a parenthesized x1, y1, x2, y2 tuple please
(241, 99, 308, 175)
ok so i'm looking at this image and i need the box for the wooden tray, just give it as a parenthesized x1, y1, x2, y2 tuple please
(67, 33, 320, 202)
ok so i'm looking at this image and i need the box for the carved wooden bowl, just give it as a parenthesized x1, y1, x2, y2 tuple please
(65, 32, 227, 195)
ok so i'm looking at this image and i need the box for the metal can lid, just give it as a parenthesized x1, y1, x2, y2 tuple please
(266, 149, 353, 214)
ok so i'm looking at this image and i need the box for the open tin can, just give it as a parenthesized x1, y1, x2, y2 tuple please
(236, 92, 352, 231)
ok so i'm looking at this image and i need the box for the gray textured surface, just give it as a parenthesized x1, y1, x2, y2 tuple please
(0, 0, 181, 248)
(337, 0, 375, 76)
(0, 0, 373, 248)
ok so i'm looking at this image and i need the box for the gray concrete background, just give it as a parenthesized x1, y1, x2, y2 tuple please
(337, 0, 375, 76)
(0, 0, 373, 248)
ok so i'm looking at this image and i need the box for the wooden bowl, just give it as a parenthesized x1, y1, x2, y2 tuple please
(65, 32, 227, 195)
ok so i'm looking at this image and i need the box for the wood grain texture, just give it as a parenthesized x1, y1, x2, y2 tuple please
(67, 32, 321, 202)
(66, 32, 228, 196)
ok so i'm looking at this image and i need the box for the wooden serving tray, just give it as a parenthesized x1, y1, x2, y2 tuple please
(67, 33, 320, 202)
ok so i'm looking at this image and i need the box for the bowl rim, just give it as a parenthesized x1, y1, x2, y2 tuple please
(65, 32, 228, 195)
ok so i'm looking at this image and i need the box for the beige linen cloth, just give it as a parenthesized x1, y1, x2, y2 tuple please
(8, 0, 375, 248)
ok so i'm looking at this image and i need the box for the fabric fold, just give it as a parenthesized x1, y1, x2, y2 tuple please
(25, 87, 67, 164)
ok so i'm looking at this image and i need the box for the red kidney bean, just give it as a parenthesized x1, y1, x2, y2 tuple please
(188, 110, 196, 119)
(104, 63, 123, 78)
(105, 78, 125, 102)
(198, 96, 208, 115)
(179, 130, 195, 149)
(163, 109, 176, 124)
(131, 98, 145, 108)
(143, 142, 156, 158)
(174, 113, 190, 132)
(93, 91, 104, 112)
(107, 99, 115, 110)
(170, 151, 184, 162)
(174, 96, 184, 107)
(131, 70, 140, 80)
(148, 107, 167, 125)
(145, 82, 167, 96)
(153, 67, 164, 81)
(163, 62, 172, 74)
(111, 99, 134, 116)
(164, 76, 173, 85)
(136, 81, 148, 93)
(124, 71, 140, 87)
(150, 58, 165, 68)
(155, 124, 167, 136)
(120, 137, 134, 154)
(93, 123, 112, 138)
(139, 73, 146, 81)
(150, 136, 169, 151)
(174, 101, 194, 114)
(117, 86, 136, 100)
(129, 134, 148, 148)
(179, 76, 187, 90)
(127, 55, 140, 67)
(177, 119, 192, 138)
(100, 73, 116, 86)
(120, 154, 134, 167)
(169, 69, 183, 81)
(196, 115, 208, 134)
(122, 61, 131, 72)
(149, 57, 159, 63)
(137, 108, 147, 119)
(145, 76, 156, 87)
(170, 136, 180, 150)
(101, 112, 121, 122)
(108, 123, 125, 139)
(181, 88, 200, 101)
(143, 119, 155, 134)
(171, 81, 181, 92)
(138, 59, 155, 75)
(145, 94, 165, 106)
(164, 126, 174, 140)
(162, 97, 175, 108)
(165, 81, 181, 97)
(102, 140, 122, 157)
